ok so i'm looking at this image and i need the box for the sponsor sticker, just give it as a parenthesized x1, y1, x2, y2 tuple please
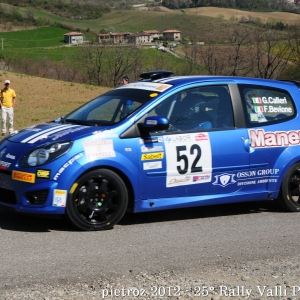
(213, 173, 236, 187)
(213, 169, 280, 187)
(140, 137, 163, 144)
(52, 189, 67, 207)
(141, 145, 164, 153)
(193, 174, 211, 182)
(249, 129, 300, 148)
(143, 161, 162, 170)
(141, 152, 164, 161)
(53, 153, 83, 181)
(36, 169, 51, 179)
(83, 139, 116, 160)
(119, 82, 172, 92)
(12, 170, 35, 183)
(146, 120, 157, 125)
(250, 113, 259, 122)
(0, 160, 11, 170)
(5, 153, 15, 160)
(168, 176, 191, 186)
(195, 133, 209, 141)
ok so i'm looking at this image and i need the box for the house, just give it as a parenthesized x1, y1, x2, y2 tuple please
(162, 30, 181, 41)
(128, 33, 153, 44)
(63, 32, 84, 44)
(96, 33, 111, 44)
(141, 30, 161, 40)
(110, 32, 131, 44)
(96, 32, 131, 44)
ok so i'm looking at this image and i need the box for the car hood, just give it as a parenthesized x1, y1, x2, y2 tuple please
(6, 122, 110, 145)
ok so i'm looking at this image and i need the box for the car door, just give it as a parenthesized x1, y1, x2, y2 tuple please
(138, 84, 251, 201)
(239, 84, 296, 191)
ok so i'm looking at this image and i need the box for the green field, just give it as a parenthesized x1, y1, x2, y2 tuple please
(0, 27, 69, 49)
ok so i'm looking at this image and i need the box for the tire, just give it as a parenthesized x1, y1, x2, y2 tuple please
(66, 169, 128, 231)
(277, 162, 300, 212)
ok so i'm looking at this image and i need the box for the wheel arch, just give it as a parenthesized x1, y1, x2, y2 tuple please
(269, 150, 300, 195)
(68, 165, 136, 212)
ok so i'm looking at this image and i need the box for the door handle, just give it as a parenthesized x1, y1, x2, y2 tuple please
(242, 137, 254, 153)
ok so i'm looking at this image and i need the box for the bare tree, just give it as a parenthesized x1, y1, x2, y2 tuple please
(104, 44, 141, 87)
(183, 42, 200, 74)
(198, 42, 229, 75)
(225, 27, 252, 76)
(250, 29, 292, 79)
(286, 24, 300, 74)
(78, 42, 105, 85)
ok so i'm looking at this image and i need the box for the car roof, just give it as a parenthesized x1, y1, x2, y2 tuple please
(149, 75, 300, 90)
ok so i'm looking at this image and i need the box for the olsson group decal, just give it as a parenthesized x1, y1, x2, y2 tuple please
(249, 129, 300, 148)
(213, 169, 280, 187)
(164, 133, 212, 187)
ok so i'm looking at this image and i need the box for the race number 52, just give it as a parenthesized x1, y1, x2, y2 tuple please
(165, 133, 212, 187)
(176, 144, 202, 174)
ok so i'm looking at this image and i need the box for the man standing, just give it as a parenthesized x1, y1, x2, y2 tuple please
(0, 80, 16, 136)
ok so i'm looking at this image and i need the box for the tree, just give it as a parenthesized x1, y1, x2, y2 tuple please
(78, 42, 105, 85)
(104, 44, 141, 87)
(250, 29, 292, 79)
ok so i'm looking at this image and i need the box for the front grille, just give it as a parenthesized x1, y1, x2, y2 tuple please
(0, 187, 17, 204)
(25, 189, 49, 204)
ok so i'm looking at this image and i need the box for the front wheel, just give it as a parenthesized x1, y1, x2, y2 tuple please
(66, 169, 128, 230)
(277, 162, 300, 212)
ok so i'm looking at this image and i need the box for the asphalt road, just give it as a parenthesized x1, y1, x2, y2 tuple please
(0, 200, 299, 289)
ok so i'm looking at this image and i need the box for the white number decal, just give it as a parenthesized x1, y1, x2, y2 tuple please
(164, 133, 212, 187)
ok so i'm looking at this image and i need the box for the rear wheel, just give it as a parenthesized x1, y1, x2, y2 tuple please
(66, 169, 128, 230)
(277, 162, 300, 212)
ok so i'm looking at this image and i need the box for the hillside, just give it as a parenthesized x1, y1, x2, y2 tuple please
(0, 71, 110, 130)
(1, 4, 300, 35)
(181, 7, 300, 24)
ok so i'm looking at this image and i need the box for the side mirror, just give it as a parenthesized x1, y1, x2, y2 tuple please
(139, 116, 169, 132)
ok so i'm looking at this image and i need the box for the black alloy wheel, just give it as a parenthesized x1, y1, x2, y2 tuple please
(66, 169, 128, 230)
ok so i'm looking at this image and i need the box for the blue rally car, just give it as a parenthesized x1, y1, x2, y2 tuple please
(0, 71, 300, 230)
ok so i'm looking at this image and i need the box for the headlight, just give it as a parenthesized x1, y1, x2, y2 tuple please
(19, 141, 73, 167)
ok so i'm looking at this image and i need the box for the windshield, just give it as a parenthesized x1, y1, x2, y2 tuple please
(63, 88, 159, 126)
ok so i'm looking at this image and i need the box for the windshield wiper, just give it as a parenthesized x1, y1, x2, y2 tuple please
(64, 119, 92, 126)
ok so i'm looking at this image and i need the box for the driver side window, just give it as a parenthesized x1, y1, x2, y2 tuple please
(150, 85, 233, 132)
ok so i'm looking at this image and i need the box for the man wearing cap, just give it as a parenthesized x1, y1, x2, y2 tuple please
(120, 76, 129, 85)
(0, 80, 16, 136)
